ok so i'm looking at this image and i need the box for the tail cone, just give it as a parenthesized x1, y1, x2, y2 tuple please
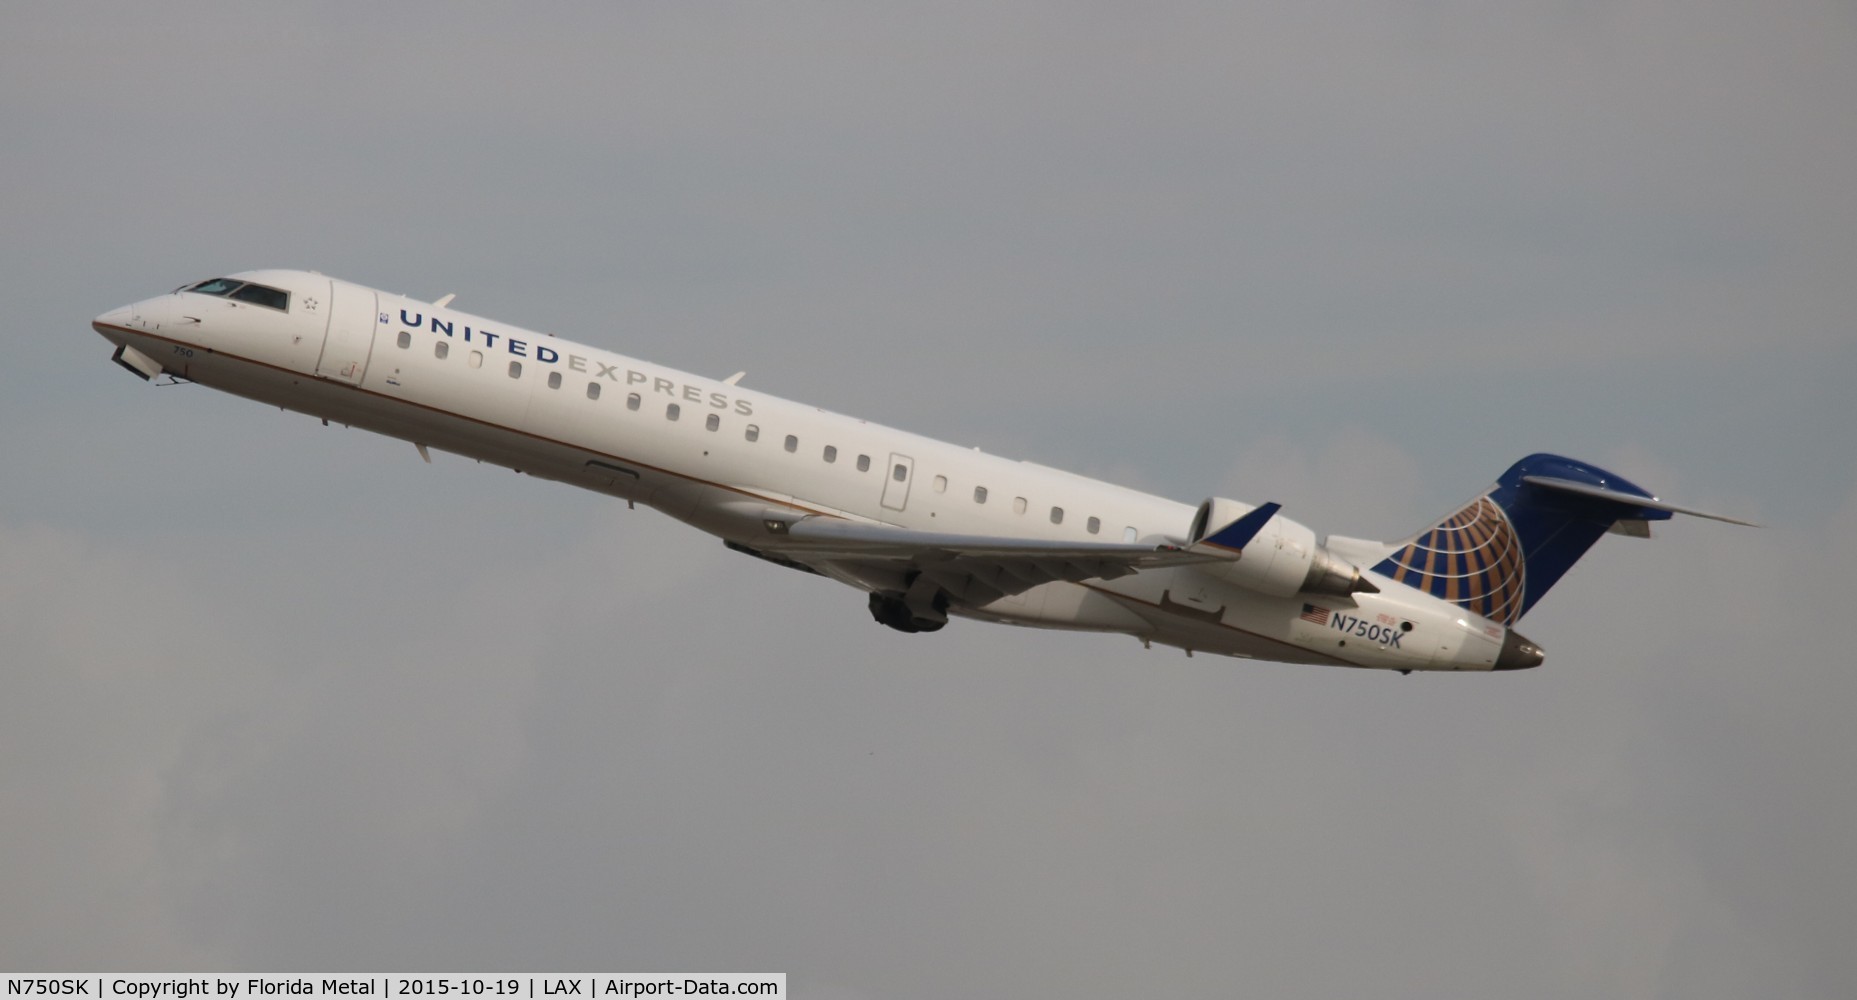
(1495, 630, 1545, 670)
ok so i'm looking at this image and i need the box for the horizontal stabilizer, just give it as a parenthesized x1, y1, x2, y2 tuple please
(1521, 476, 1760, 526)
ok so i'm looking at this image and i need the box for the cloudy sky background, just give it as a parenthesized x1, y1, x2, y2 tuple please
(3, 2, 1853, 996)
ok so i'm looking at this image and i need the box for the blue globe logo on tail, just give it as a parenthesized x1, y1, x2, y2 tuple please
(1377, 494, 1527, 625)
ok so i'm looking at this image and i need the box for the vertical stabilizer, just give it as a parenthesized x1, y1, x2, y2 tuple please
(1372, 453, 1677, 624)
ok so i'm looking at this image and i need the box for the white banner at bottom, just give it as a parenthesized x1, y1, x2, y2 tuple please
(3, 977, 785, 1000)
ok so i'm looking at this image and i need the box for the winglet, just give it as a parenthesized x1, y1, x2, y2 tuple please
(1203, 502, 1282, 551)
(434, 293, 456, 308)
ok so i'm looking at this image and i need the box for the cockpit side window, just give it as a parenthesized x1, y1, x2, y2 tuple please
(186, 278, 244, 297)
(228, 283, 289, 311)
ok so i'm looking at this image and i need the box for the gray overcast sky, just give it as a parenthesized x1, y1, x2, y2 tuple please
(3, 2, 1854, 996)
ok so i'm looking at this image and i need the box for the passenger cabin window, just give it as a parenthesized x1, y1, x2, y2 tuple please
(857, 455, 870, 472)
(974, 486, 988, 504)
(892, 463, 908, 482)
(435, 341, 449, 360)
(823, 446, 837, 463)
(587, 382, 601, 400)
(547, 371, 561, 389)
(667, 403, 681, 421)
(784, 435, 798, 453)
(627, 393, 641, 411)
(1123, 526, 1138, 543)
(1013, 497, 1027, 515)
(508, 361, 522, 378)
(745, 425, 759, 442)
(1087, 516, 1101, 535)
(396, 331, 411, 349)
(933, 475, 948, 493)
(468, 351, 483, 369)
(1050, 507, 1064, 525)
(706, 413, 720, 431)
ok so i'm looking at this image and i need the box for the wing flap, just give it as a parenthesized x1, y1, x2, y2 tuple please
(775, 516, 1211, 565)
(759, 516, 1214, 607)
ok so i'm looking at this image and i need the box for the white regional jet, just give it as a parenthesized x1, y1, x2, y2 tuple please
(93, 271, 1753, 673)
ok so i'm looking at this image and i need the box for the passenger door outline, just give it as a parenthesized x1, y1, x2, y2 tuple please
(880, 453, 914, 511)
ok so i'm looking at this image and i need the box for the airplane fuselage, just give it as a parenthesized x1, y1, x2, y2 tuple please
(93, 270, 1538, 672)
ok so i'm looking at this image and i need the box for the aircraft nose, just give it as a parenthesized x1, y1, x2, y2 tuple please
(93, 303, 135, 332)
(1494, 629, 1545, 670)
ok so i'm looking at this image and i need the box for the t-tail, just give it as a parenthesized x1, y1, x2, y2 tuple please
(1373, 452, 1755, 625)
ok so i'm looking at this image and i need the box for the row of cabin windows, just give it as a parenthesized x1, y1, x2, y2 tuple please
(401, 331, 1133, 538)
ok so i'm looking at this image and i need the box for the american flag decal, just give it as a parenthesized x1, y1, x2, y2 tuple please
(1300, 603, 1330, 625)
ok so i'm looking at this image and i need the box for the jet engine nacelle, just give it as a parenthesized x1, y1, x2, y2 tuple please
(1186, 498, 1377, 598)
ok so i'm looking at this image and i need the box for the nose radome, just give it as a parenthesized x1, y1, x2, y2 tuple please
(93, 304, 135, 332)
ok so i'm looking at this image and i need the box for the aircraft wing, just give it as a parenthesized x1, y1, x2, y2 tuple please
(760, 516, 1217, 607)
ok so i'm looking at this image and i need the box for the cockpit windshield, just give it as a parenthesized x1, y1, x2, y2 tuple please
(185, 278, 243, 296)
(183, 277, 290, 312)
